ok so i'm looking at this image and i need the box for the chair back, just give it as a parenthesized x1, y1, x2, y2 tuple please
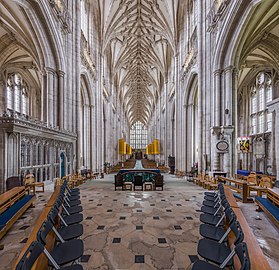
(115, 174, 123, 183)
(16, 241, 44, 270)
(37, 220, 53, 245)
(231, 221, 244, 245)
(154, 174, 163, 184)
(235, 242, 251, 270)
(24, 174, 35, 185)
(247, 175, 258, 185)
(48, 207, 59, 225)
(134, 175, 143, 185)
(6, 176, 22, 190)
(259, 177, 272, 188)
(225, 208, 236, 225)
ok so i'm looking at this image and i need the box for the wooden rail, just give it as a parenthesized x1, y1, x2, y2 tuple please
(224, 187, 272, 270)
(14, 186, 61, 270)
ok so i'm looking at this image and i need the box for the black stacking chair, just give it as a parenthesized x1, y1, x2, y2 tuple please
(48, 208, 83, 241)
(200, 201, 230, 226)
(16, 241, 84, 270)
(57, 194, 83, 215)
(203, 193, 225, 207)
(37, 220, 84, 267)
(134, 175, 143, 191)
(204, 183, 224, 197)
(115, 174, 124, 190)
(61, 184, 80, 202)
(61, 188, 81, 207)
(192, 242, 250, 270)
(201, 198, 229, 216)
(197, 221, 244, 267)
(200, 208, 236, 242)
(54, 202, 83, 226)
(204, 185, 225, 202)
(63, 180, 80, 197)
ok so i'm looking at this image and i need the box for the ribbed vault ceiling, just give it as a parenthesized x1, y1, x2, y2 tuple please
(97, 0, 175, 126)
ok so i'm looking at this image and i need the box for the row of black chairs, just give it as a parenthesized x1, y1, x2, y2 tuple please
(16, 181, 85, 270)
(192, 183, 251, 270)
(115, 174, 164, 191)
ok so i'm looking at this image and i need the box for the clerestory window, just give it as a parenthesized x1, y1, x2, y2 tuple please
(6, 73, 29, 115)
(250, 72, 272, 135)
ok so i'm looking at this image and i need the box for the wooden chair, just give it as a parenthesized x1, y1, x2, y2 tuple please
(154, 174, 164, 190)
(134, 175, 143, 191)
(259, 177, 273, 188)
(24, 174, 44, 194)
(6, 176, 22, 191)
(247, 174, 258, 186)
(115, 174, 124, 190)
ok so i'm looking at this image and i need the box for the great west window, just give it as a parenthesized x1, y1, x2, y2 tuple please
(130, 121, 147, 150)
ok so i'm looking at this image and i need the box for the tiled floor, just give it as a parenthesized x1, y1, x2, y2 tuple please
(0, 174, 279, 270)
(80, 175, 202, 270)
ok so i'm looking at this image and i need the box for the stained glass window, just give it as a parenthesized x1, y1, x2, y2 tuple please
(130, 121, 147, 149)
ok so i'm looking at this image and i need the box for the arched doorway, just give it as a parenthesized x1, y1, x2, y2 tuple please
(60, 152, 66, 178)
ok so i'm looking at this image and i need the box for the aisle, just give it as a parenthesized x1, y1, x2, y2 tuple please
(133, 160, 144, 170)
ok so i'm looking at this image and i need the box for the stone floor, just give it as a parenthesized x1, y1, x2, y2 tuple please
(0, 173, 279, 269)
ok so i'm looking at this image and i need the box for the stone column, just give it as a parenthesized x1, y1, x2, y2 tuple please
(268, 98, 279, 186)
(58, 70, 65, 129)
(211, 126, 221, 171)
(164, 79, 168, 164)
(0, 76, 6, 115)
(224, 66, 234, 126)
(222, 126, 235, 177)
(41, 73, 46, 122)
(45, 67, 55, 127)
(214, 70, 222, 126)
(197, 0, 204, 173)
(0, 130, 7, 193)
(90, 105, 95, 170)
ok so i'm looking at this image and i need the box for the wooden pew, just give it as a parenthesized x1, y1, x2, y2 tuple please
(224, 187, 272, 270)
(0, 187, 26, 214)
(255, 188, 279, 229)
(0, 187, 35, 240)
(219, 176, 252, 203)
(14, 186, 61, 270)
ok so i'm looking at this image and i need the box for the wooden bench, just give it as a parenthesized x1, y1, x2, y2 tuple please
(0, 187, 26, 214)
(224, 187, 272, 270)
(24, 174, 44, 194)
(14, 186, 61, 270)
(220, 177, 253, 203)
(0, 187, 35, 240)
(255, 188, 279, 229)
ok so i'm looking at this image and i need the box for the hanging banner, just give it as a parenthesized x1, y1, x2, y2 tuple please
(118, 139, 126, 155)
(153, 139, 160, 154)
(238, 137, 251, 153)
